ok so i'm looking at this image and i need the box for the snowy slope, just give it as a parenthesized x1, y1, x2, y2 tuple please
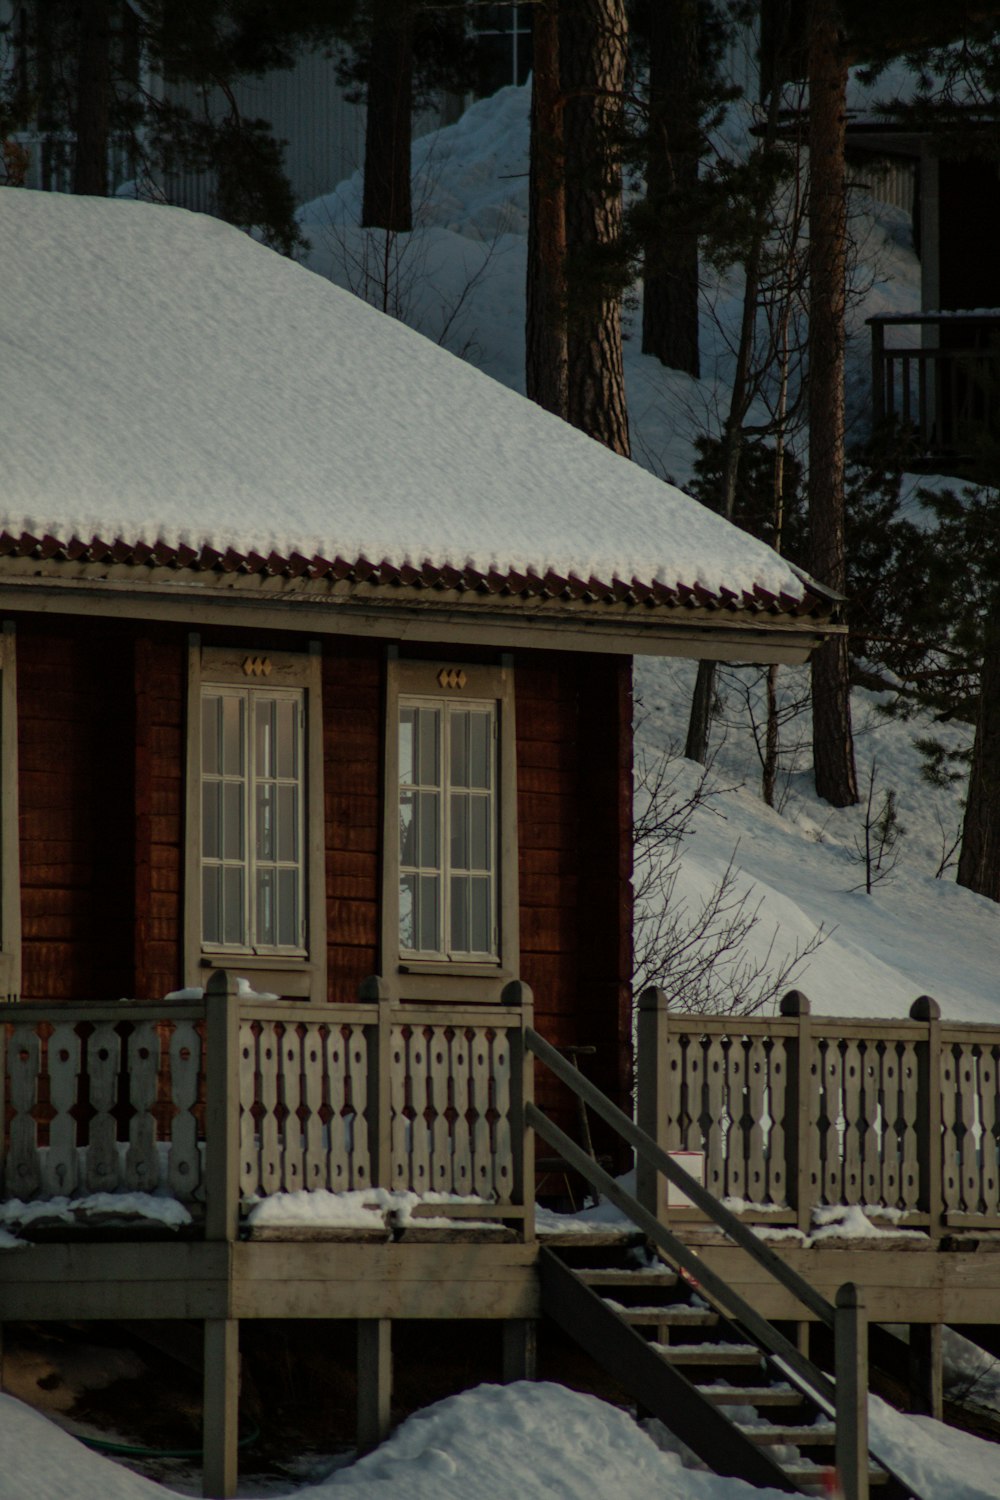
(0, 186, 806, 606)
(299, 83, 996, 1024)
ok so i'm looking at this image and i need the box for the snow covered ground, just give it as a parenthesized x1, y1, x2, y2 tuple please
(5, 1380, 1000, 1500)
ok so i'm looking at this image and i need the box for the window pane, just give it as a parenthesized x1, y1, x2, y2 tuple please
(399, 709, 416, 786)
(419, 874, 440, 951)
(223, 781, 244, 860)
(203, 865, 222, 945)
(277, 784, 298, 863)
(451, 875, 469, 952)
(276, 698, 297, 780)
(418, 708, 440, 785)
(255, 697, 274, 778)
(223, 865, 244, 945)
(451, 793, 469, 871)
(202, 781, 221, 859)
(418, 792, 439, 867)
(257, 866, 275, 947)
(470, 795, 490, 871)
(277, 867, 299, 947)
(399, 790, 416, 866)
(400, 872, 417, 949)
(256, 783, 274, 860)
(202, 696, 221, 776)
(450, 711, 469, 788)
(222, 695, 244, 776)
(470, 876, 491, 953)
(470, 711, 491, 789)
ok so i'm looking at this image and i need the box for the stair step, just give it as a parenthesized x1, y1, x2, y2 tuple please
(784, 1464, 889, 1490)
(697, 1384, 805, 1407)
(617, 1308, 718, 1328)
(740, 1424, 836, 1446)
(657, 1343, 762, 1367)
(578, 1268, 678, 1289)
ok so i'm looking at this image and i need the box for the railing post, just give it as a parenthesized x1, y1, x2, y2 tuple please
(835, 1282, 869, 1500)
(359, 976, 393, 1191)
(636, 987, 669, 1230)
(204, 969, 241, 1243)
(911, 995, 942, 1241)
(503, 980, 535, 1242)
(781, 990, 815, 1236)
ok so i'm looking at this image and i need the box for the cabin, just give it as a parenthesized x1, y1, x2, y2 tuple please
(846, 90, 1000, 471)
(10, 186, 990, 1500)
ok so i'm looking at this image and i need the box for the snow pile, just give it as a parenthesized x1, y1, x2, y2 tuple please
(0, 185, 805, 605)
(0, 1193, 191, 1231)
(247, 1188, 494, 1230)
(6, 1378, 1000, 1500)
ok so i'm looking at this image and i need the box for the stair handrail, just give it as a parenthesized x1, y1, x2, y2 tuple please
(525, 1024, 930, 1500)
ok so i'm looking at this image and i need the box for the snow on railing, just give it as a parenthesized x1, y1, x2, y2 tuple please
(0, 973, 533, 1236)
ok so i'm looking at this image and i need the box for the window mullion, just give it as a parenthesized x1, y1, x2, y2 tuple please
(442, 703, 452, 957)
(246, 690, 256, 952)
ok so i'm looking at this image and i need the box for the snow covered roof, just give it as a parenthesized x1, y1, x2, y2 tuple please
(0, 189, 823, 622)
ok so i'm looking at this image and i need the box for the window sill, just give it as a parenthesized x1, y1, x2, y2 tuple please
(399, 960, 503, 977)
(197, 953, 317, 1000)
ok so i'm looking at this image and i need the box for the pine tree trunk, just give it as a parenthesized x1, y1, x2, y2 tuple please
(526, 0, 569, 419)
(73, 0, 111, 196)
(641, 0, 700, 376)
(957, 604, 1000, 901)
(807, 0, 857, 807)
(560, 0, 630, 455)
(361, 0, 413, 232)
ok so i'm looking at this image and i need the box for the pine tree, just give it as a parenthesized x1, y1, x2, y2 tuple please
(560, 0, 631, 454)
(806, 0, 858, 807)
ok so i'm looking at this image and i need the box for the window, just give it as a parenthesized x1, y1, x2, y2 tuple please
(383, 658, 518, 1002)
(185, 641, 325, 1001)
(399, 699, 496, 959)
(201, 687, 305, 953)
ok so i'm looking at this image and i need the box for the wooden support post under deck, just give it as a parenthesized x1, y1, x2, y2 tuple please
(357, 1319, 392, 1453)
(908, 1323, 943, 1421)
(501, 1319, 537, 1382)
(835, 1282, 869, 1500)
(203, 1318, 239, 1500)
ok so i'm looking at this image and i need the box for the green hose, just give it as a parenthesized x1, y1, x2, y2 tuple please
(77, 1422, 260, 1460)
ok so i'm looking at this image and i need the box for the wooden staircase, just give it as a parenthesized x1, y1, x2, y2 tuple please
(522, 1021, 929, 1500)
(540, 1243, 906, 1495)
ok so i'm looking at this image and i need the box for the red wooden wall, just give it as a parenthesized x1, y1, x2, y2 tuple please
(13, 617, 633, 1103)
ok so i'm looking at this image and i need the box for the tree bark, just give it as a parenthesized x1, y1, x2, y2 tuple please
(641, 0, 700, 376)
(73, 0, 111, 195)
(361, 0, 413, 232)
(957, 603, 1000, 900)
(526, 1, 569, 420)
(560, 0, 630, 455)
(807, 0, 857, 806)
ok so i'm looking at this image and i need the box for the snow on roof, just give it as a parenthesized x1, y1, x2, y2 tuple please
(0, 189, 809, 611)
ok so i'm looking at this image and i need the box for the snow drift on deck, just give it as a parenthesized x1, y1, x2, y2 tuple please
(0, 188, 805, 606)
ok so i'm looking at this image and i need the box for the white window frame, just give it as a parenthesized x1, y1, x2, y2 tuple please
(0, 621, 21, 1003)
(382, 657, 518, 1003)
(200, 683, 307, 957)
(185, 639, 326, 1002)
(398, 694, 498, 962)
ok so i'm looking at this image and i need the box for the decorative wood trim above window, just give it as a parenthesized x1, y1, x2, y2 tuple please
(382, 656, 519, 1003)
(184, 638, 327, 1002)
(0, 621, 21, 1003)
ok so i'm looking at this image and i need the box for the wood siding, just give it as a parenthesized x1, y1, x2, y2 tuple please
(11, 617, 634, 1104)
